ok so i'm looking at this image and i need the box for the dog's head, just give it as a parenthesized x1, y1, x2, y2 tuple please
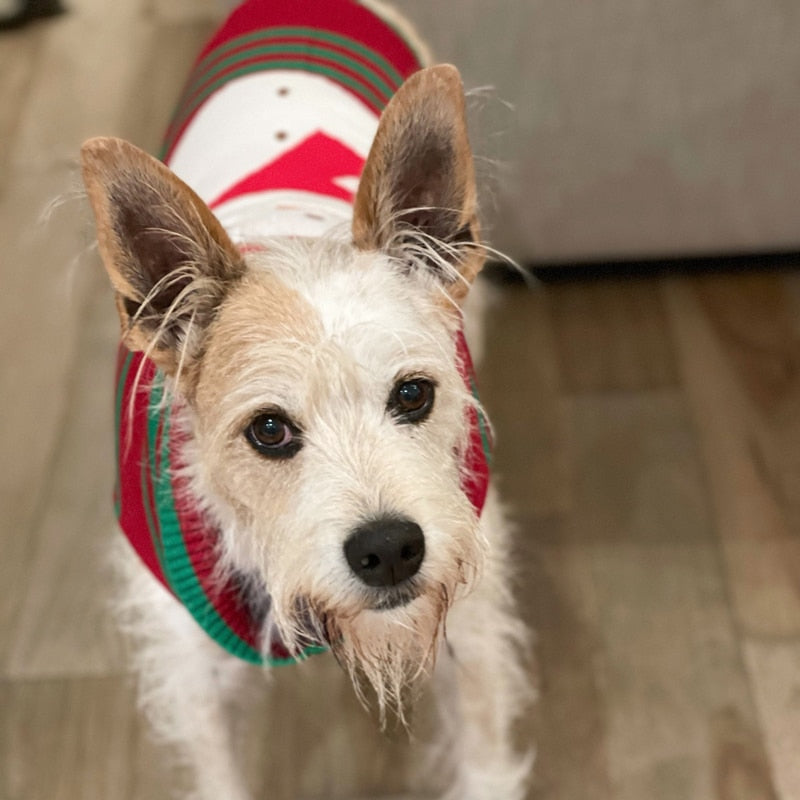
(82, 66, 488, 713)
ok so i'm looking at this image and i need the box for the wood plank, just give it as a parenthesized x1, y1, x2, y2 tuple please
(0, 166, 98, 670)
(6, 266, 123, 678)
(479, 285, 570, 518)
(743, 640, 800, 800)
(779, 270, 800, 338)
(562, 392, 775, 799)
(0, 675, 172, 800)
(548, 279, 679, 393)
(662, 277, 800, 636)
(564, 392, 712, 544)
(520, 536, 612, 800)
(0, 0, 167, 670)
(253, 658, 413, 799)
(692, 272, 800, 536)
(0, 667, 418, 800)
(589, 542, 773, 800)
(691, 273, 800, 417)
(711, 705, 779, 800)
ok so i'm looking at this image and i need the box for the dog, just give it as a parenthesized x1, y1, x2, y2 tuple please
(80, 1, 531, 797)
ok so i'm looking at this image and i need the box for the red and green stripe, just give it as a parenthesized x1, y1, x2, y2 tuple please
(161, 26, 409, 162)
(115, 348, 325, 666)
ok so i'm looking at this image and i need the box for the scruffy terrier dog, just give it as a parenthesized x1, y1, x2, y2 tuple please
(80, 1, 531, 798)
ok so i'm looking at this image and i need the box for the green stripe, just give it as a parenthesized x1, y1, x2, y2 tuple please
(117, 361, 327, 665)
(132, 370, 328, 666)
(162, 58, 385, 160)
(140, 446, 166, 574)
(162, 26, 402, 158)
(477, 407, 492, 465)
(268, 644, 328, 667)
(114, 352, 134, 518)
(192, 41, 394, 105)
(145, 378, 264, 664)
(144, 379, 168, 574)
(468, 376, 492, 465)
(192, 26, 403, 90)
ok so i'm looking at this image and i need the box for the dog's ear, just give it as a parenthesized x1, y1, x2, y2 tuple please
(81, 137, 246, 378)
(353, 64, 482, 305)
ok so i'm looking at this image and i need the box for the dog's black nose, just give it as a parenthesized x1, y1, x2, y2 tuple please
(344, 517, 425, 588)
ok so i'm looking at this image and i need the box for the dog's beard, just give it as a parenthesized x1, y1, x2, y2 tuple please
(270, 579, 459, 725)
(324, 583, 451, 725)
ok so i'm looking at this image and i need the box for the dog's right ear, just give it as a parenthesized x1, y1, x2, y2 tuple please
(81, 137, 246, 379)
(353, 65, 482, 306)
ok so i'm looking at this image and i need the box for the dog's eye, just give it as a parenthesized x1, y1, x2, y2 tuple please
(245, 412, 302, 458)
(389, 378, 435, 424)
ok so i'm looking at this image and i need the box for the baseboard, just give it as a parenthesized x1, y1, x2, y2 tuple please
(482, 249, 800, 285)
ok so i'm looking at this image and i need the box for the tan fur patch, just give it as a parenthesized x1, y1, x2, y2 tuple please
(193, 271, 323, 418)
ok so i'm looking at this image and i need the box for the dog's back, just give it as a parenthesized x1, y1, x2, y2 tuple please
(164, 0, 428, 242)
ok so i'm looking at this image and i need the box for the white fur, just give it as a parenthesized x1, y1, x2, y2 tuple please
(111, 236, 533, 799)
(93, 4, 533, 797)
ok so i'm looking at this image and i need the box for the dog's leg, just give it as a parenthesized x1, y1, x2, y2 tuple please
(114, 542, 254, 800)
(430, 496, 534, 800)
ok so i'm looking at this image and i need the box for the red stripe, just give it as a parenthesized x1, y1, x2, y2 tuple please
(117, 350, 168, 586)
(197, 0, 421, 78)
(455, 331, 491, 513)
(163, 50, 388, 165)
(190, 33, 403, 103)
(461, 407, 490, 514)
(167, 423, 262, 650)
(163, 39, 394, 153)
(162, 0, 422, 163)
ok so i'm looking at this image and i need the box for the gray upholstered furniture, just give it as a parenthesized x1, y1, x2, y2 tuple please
(400, 0, 800, 263)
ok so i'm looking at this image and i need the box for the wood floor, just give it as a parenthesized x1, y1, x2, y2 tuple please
(2, 2, 800, 799)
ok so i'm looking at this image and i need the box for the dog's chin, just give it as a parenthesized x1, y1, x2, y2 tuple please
(368, 583, 420, 612)
(321, 586, 452, 722)
(273, 577, 459, 720)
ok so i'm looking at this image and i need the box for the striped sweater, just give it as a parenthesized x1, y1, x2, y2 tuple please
(115, 0, 490, 666)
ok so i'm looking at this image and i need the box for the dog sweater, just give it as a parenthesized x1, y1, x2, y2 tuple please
(115, 0, 491, 666)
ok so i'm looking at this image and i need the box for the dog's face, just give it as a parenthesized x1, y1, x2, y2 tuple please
(192, 238, 484, 707)
(81, 66, 486, 710)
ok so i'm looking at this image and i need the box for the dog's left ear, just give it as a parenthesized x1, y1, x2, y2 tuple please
(353, 65, 481, 305)
(81, 137, 246, 383)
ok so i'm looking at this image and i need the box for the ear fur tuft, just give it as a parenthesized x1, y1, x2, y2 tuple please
(81, 137, 246, 378)
(352, 65, 483, 303)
